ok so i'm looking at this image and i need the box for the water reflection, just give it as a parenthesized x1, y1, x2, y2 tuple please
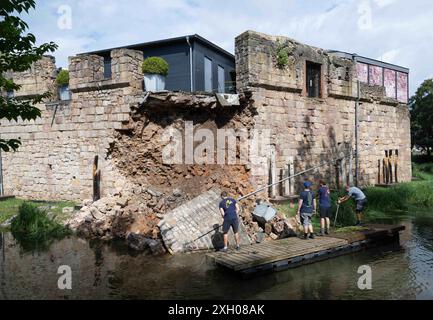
(1, 212, 433, 300)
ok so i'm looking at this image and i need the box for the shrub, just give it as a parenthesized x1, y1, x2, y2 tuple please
(11, 202, 71, 251)
(56, 69, 69, 86)
(275, 41, 290, 69)
(141, 57, 169, 76)
(330, 189, 357, 227)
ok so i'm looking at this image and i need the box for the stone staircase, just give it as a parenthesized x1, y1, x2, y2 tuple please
(158, 188, 251, 253)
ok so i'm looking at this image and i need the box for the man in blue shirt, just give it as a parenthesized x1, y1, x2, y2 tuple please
(338, 185, 368, 226)
(219, 191, 241, 252)
(297, 181, 316, 240)
(317, 180, 331, 236)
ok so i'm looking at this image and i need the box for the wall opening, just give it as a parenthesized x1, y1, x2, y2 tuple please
(306, 61, 321, 98)
(103, 56, 112, 79)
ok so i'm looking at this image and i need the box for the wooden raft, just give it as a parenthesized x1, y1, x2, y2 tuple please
(206, 224, 405, 276)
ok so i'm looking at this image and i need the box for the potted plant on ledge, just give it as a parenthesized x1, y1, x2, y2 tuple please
(142, 56, 169, 92)
(56, 69, 70, 101)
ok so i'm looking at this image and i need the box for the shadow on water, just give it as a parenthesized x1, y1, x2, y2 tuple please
(0, 209, 433, 300)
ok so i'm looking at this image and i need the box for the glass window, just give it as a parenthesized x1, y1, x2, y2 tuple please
(204, 57, 212, 92)
(217, 65, 225, 93)
(103, 56, 112, 79)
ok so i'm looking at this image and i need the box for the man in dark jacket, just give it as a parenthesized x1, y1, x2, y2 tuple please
(219, 191, 241, 252)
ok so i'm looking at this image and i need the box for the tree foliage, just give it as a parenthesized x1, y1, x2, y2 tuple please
(410, 79, 433, 156)
(0, 0, 57, 151)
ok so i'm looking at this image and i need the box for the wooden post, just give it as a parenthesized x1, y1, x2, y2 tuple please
(377, 159, 381, 185)
(395, 149, 399, 183)
(389, 150, 393, 184)
(269, 148, 277, 198)
(93, 155, 101, 202)
(335, 160, 341, 190)
(384, 150, 389, 185)
(341, 157, 347, 187)
(288, 157, 294, 195)
(348, 147, 354, 186)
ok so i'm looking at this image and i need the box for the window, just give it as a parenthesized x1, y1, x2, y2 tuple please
(217, 65, 225, 93)
(103, 56, 112, 79)
(306, 61, 321, 98)
(204, 57, 212, 92)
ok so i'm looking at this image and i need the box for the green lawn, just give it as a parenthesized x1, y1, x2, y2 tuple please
(0, 198, 77, 225)
(275, 163, 433, 230)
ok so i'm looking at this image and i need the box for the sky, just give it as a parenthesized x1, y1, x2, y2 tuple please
(22, 0, 433, 95)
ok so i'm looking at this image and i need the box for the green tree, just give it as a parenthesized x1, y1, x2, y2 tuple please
(410, 79, 433, 156)
(0, 0, 57, 151)
(409, 79, 433, 156)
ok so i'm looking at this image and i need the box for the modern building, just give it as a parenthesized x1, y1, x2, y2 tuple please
(82, 34, 236, 93)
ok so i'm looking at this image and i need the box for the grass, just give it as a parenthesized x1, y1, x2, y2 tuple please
(275, 163, 433, 231)
(10, 203, 72, 252)
(0, 198, 77, 225)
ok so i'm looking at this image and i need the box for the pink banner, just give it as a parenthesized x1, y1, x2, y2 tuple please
(384, 69, 396, 99)
(397, 72, 408, 103)
(356, 63, 368, 83)
(369, 65, 383, 86)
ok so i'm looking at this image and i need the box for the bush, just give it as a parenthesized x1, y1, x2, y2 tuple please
(56, 69, 69, 86)
(275, 42, 290, 69)
(141, 57, 169, 76)
(11, 202, 71, 251)
(330, 189, 357, 227)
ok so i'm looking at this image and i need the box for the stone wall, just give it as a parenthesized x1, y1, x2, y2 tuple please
(235, 31, 411, 192)
(4, 55, 58, 100)
(0, 49, 143, 201)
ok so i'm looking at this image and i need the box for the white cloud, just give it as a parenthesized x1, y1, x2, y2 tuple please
(21, 0, 433, 95)
(378, 49, 400, 64)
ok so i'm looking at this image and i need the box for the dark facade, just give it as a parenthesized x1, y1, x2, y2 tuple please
(83, 35, 236, 93)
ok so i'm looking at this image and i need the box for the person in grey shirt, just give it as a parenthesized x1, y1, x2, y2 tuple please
(338, 186, 367, 226)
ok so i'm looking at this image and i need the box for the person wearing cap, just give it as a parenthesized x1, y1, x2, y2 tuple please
(297, 181, 316, 240)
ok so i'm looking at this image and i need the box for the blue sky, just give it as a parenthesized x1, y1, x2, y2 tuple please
(23, 0, 433, 95)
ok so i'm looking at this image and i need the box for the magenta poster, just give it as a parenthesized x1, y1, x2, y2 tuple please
(397, 72, 408, 103)
(369, 65, 383, 86)
(356, 63, 368, 83)
(384, 69, 396, 99)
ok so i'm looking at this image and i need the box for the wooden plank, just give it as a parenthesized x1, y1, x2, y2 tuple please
(206, 224, 405, 273)
(210, 238, 348, 271)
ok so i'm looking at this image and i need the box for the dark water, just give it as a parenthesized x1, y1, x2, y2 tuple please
(1, 211, 433, 300)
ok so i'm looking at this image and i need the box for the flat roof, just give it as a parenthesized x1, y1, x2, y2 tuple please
(79, 34, 235, 60)
(327, 50, 409, 73)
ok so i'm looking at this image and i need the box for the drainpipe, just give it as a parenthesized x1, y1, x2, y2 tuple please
(186, 36, 193, 92)
(353, 54, 360, 187)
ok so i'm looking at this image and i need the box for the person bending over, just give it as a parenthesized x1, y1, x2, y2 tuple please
(338, 185, 367, 226)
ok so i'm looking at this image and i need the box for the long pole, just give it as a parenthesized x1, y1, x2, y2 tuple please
(355, 79, 360, 187)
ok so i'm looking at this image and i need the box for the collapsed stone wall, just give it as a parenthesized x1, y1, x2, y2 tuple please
(235, 31, 411, 193)
(70, 92, 261, 244)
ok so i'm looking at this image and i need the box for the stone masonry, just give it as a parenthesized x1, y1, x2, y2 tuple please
(0, 49, 144, 200)
(236, 31, 411, 192)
